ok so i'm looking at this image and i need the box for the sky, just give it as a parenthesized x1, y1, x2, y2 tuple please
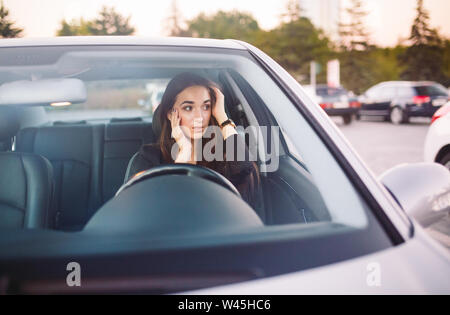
(3, 0, 450, 47)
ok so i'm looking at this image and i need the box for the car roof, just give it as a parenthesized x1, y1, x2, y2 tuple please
(377, 81, 441, 87)
(0, 36, 247, 50)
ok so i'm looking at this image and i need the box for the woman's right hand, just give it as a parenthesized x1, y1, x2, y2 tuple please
(169, 108, 191, 162)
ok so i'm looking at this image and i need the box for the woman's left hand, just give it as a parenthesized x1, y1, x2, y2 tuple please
(212, 87, 228, 125)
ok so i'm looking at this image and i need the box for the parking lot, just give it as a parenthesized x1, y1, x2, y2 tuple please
(333, 116, 450, 250)
(333, 116, 431, 176)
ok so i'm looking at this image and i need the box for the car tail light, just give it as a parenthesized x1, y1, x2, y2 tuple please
(320, 103, 332, 109)
(350, 101, 361, 108)
(413, 95, 431, 105)
(431, 104, 450, 124)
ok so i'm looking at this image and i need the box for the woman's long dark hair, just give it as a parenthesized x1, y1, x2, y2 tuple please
(154, 72, 219, 163)
(148, 72, 260, 207)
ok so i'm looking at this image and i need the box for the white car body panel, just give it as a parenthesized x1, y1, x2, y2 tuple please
(424, 103, 450, 163)
(188, 224, 450, 294)
(0, 36, 246, 50)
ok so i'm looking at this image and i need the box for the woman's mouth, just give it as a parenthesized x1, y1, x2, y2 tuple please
(192, 126, 204, 132)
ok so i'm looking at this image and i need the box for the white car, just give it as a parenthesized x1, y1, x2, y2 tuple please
(0, 37, 449, 295)
(424, 102, 450, 170)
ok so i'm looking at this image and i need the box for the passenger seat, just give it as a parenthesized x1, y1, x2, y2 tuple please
(16, 124, 104, 231)
(0, 107, 54, 229)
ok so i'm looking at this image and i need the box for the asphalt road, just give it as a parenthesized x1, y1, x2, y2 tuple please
(333, 116, 431, 176)
(333, 115, 450, 250)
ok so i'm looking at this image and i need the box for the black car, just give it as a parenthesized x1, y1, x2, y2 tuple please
(359, 81, 449, 124)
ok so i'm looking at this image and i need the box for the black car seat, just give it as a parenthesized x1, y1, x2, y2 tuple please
(0, 107, 54, 229)
(16, 120, 155, 231)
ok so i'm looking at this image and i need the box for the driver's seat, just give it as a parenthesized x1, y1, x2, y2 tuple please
(124, 105, 163, 183)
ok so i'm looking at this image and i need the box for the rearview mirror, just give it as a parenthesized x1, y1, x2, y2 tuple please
(380, 163, 450, 227)
(0, 79, 87, 106)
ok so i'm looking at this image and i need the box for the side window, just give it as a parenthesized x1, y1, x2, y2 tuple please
(366, 86, 381, 99)
(381, 86, 397, 99)
(226, 65, 369, 229)
(397, 87, 415, 98)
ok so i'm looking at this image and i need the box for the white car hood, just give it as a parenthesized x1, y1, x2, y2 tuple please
(186, 226, 450, 294)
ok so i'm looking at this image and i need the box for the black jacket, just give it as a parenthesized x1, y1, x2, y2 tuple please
(124, 134, 259, 208)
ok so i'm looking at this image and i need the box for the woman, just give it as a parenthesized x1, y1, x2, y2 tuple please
(125, 72, 259, 208)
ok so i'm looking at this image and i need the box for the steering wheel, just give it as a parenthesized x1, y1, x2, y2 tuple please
(116, 164, 241, 197)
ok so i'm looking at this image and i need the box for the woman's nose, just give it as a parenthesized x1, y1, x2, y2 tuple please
(193, 108, 203, 119)
(193, 116, 203, 127)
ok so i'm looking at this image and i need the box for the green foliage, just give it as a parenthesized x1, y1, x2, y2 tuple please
(254, 17, 332, 82)
(339, 0, 371, 51)
(338, 51, 372, 94)
(409, 0, 440, 46)
(280, 0, 302, 24)
(399, 0, 448, 85)
(88, 6, 135, 36)
(369, 47, 406, 83)
(57, 19, 93, 36)
(444, 40, 450, 84)
(336, 0, 376, 93)
(0, 0, 23, 38)
(187, 10, 260, 42)
(56, 6, 135, 36)
(164, 0, 191, 37)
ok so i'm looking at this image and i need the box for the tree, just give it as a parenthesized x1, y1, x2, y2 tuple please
(254, 17, 332, 82)
(400, 0, 447, 83)
(339, 0, 371, 51)
(56, 19, 93, 36)
(88, 6, 135, 35)
(0, 0, 23, 38)
(187, 10, 260, 42)
(408, 0, 440, 46)
(444, 40, 450, 86)
(336, 0, 376, 93)
(280, 0, 302, 24)
(163, 0, 191, 37)
(56, 6, 135, 36)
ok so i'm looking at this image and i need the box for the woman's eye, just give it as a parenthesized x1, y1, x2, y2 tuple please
(183, 106, 192, 111)
(203, 104, 211, 110)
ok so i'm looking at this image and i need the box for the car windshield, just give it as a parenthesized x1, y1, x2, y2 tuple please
(0, 44, 392, 291)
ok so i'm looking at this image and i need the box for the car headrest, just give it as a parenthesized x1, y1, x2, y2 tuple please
(0, 107, 20, 142)
(152, 105, 162, 140)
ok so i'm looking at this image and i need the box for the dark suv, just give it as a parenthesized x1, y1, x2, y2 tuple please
(359, 81, 449, 124)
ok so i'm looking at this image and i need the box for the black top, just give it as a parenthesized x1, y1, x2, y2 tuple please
(125, 134, 259, 208)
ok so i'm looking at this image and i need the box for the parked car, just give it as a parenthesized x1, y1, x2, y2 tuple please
(424, 102, 450, 170)
(0, 37, 449, 295)
(137, 81, 167, 113)
(359, 81, 449, 124)
(304, 84, 357, 125)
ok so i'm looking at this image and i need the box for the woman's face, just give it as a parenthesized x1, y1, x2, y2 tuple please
(170, 85, 212, 140)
